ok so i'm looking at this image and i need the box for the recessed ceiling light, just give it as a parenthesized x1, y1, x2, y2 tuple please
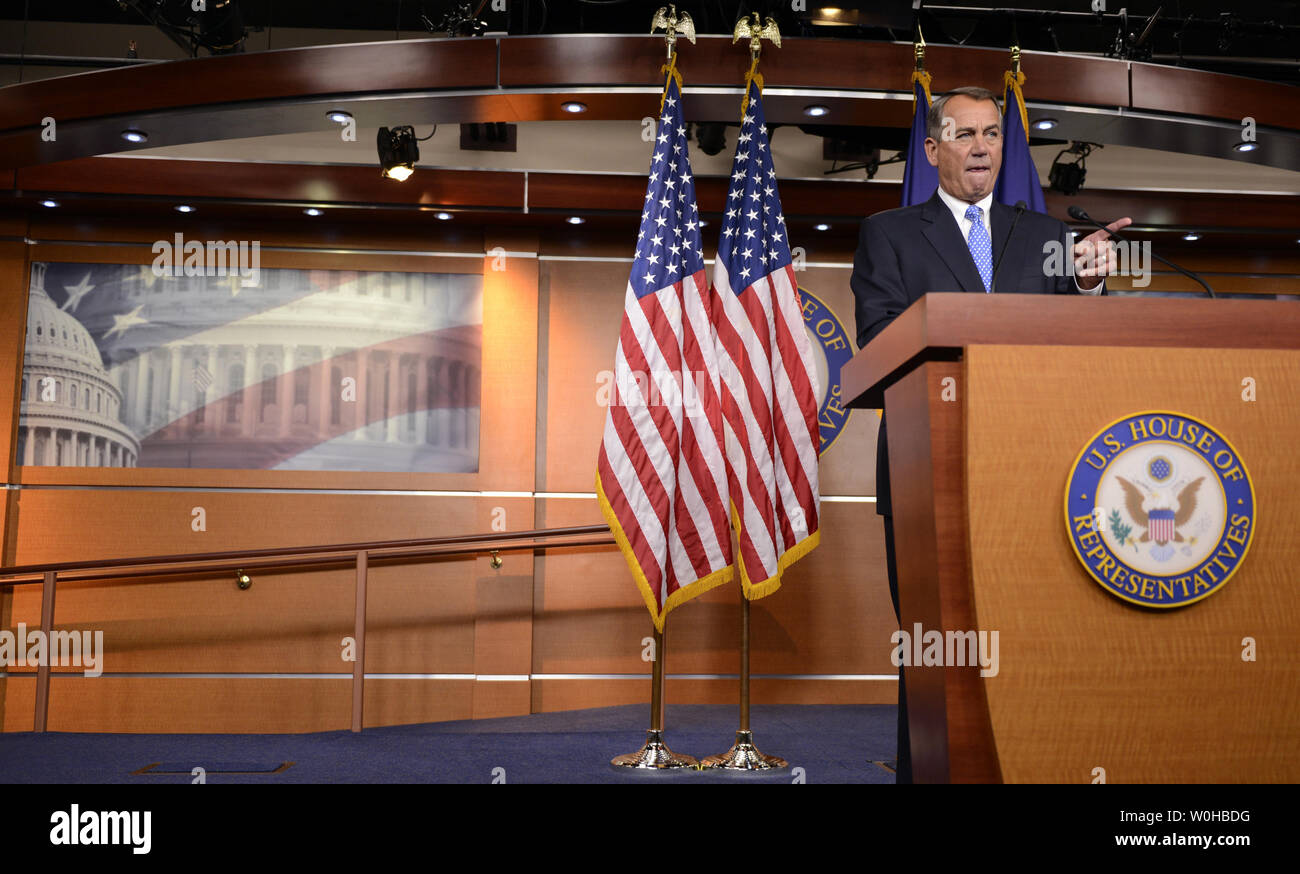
(326, 110, 353, 123)
(40, 199, 59, 208)
(561, 101, 588, 114)
(121, 129, 148, 143)
(1031, 118, 1058, 131)
(175, 205, 195, 213)
(814, 223, 831, 231)
(435, 212, 453, 221)
(1183, 233, 1201, 241)
(1233, 141, 1258, 153)
(304, 208, 323, 216)
(567, 216, 585, 225)
(803, 105, 830, 118)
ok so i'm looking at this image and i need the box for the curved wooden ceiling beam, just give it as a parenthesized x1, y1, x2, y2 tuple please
(0, 36, 1297, 172)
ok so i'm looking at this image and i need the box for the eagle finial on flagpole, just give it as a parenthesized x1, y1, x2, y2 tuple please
(914, 24, 926, 71)
(651, 5, 696, 60)
(733, 12, 781, 63)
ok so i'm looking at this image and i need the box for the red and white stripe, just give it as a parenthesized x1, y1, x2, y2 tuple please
(710, 261, 821, 597)
(597, 269, 734, 631)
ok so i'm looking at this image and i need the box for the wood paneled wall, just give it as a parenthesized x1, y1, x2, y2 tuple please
(0, 213, 899, 733)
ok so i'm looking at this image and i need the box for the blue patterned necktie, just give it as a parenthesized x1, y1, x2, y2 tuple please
(965, 204, 993, 293)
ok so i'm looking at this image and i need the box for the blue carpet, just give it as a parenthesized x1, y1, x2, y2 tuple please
(0, 704, 898, 784)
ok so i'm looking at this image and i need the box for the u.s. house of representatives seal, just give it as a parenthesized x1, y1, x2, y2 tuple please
(1064, 411, 1255, 608)
(798, 288, 854, 456)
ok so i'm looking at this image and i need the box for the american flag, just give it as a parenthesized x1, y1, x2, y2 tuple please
(711, 80, 822, 598)
(595, 73, 734, 632)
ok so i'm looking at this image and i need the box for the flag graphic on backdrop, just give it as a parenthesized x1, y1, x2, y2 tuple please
(595, 68, 734, 632)
(19, 261, 481, 472)
(901, 70, 939, 207)
(711, 78, 821, 600)
(992, 69, 1047, 212)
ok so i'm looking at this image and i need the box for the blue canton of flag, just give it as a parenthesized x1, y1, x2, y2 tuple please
(718, 83, 791, 280)
(633, 77, 705, 297)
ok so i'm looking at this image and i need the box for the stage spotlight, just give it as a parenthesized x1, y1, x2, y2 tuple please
(326, 110, 353, 124)
(377, 126, 419, 181)
(804, 105, 830, 118)
(693, 123, 727, 157)
(195, 0, 246, 54)
(1032, 118, 1058, 131)
(1048, 142, 1096, 195)
(122, 129, 148, 143)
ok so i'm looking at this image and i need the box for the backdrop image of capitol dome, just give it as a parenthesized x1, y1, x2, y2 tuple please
(16, 261, 483, 473)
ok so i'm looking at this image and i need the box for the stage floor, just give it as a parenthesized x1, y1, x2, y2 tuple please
(0, 703, 899, 784)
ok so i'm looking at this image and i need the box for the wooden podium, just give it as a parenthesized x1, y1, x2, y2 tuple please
(841, 294, 1300, 784)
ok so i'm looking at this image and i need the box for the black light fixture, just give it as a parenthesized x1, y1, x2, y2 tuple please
(1048, 142, 1097, 195)
(693, 123, 728, 157)
(377, 126, 420, 181)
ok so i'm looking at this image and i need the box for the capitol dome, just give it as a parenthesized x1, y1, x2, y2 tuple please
(18, 262, 140, 467)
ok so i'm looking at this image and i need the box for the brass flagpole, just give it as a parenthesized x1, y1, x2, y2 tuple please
(611, 622, 698, 768)
(611, 7, 700, 770)
(701, 13, 788, 772)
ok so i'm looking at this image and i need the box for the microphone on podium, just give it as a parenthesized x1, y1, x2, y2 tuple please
(1067, 205, 1216, 299)
(989, 200, 1027, 295)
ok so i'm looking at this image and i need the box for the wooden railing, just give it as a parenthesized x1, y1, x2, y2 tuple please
(0, 524, 616, 733)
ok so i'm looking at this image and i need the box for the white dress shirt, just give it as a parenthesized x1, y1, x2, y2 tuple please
(935, 185, 1103, 294)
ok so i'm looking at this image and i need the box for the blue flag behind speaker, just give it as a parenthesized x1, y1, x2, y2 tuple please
(900, 72, 939, 207)
(993, 70, 1047, 212)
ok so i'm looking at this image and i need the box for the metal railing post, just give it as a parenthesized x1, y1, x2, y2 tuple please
(351, 551, 368, 733)
(33, 570, 56, 732)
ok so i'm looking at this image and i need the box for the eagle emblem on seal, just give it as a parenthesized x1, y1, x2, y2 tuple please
(1115, 475, 1204, 546)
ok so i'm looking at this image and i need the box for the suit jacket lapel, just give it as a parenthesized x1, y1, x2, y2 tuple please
(920, 191, 986, 294)
(989, 201, 1032, 293)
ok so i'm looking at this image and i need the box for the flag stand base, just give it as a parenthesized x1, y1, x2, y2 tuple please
(610, 729, 699, 769)
(699, 729, 788, 770)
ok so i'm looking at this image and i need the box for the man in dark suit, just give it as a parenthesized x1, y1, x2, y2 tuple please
(851, 85, 1130, 783)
